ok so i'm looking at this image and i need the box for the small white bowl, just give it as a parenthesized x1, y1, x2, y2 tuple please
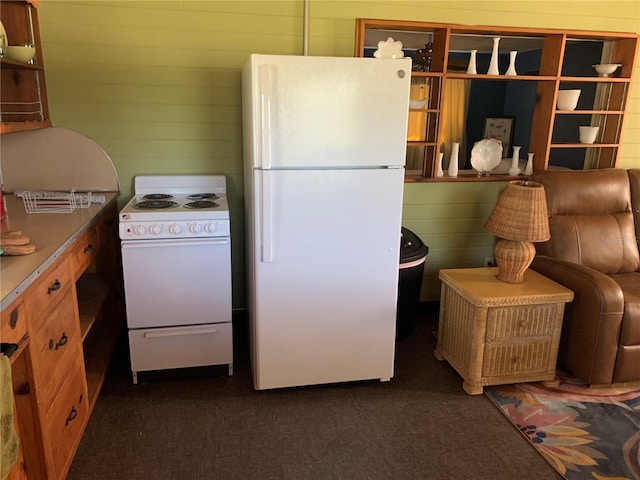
(6, 45, 36, 63)
(579, 126, 599, 144)
(409, 98, 429, 109)
(557, 89, 581, 110)
(593, 63, 621, 77)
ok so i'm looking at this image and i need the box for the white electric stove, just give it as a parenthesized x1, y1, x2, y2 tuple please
(119, 175, 230, 239)
(119, 175, 233, 383)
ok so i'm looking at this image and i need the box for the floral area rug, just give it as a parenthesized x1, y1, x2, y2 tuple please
(485, 376, 640, 480)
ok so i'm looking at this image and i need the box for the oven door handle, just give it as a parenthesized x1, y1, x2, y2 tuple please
(143, 326, 220, 338)
(121, 238, 229, 249)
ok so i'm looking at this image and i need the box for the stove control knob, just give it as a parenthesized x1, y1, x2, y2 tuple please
(149, 224, 162, 235)
(204, 222, 217, 233)
(189, 223, 202, 234)
(133, 224, 146, 236)
(169, 223, 182, 235)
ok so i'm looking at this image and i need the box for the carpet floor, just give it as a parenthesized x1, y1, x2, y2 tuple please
(68, 306, 563, 480)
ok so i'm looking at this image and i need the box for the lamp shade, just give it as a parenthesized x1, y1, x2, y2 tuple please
(484, 181, 550, 242)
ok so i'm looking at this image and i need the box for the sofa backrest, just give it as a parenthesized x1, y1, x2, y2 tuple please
(531, 168, 640, 274)
(629, 169, 640, 250)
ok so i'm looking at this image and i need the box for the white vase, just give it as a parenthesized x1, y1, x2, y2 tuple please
(466, 50, 477, 74)
(505, 51, 517, 76)
(436, 152, 444, 177)
(524, 153, 534, 175)
(487, 37, 500, 75)
(447, 143, 460, 177)
(508, 145, 521, 176)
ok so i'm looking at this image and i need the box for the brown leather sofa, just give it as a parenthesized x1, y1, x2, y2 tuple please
(530, 168, 640, 387)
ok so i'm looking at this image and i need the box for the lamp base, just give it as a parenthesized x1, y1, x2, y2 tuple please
(494, 239, 536, 283)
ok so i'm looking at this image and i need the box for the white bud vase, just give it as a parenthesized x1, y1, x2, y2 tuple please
(505, 51, 517, 76)
(447, 143, 460, 178)
(487, 37, 500, 75)
(524, 153, 534, 175)
(436, 152, 444, 177)
(508, 145, 521, 176)
(466, 50, 477, 75)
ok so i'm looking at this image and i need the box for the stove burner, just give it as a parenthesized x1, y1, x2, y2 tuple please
(134, 200, 179, 209)
(142, 194, 174, 200)
(187, 193, 219, 200)
(184, 200, 219, 209)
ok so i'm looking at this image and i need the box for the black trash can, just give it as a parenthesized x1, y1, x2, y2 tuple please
(396, 227, 429, 340)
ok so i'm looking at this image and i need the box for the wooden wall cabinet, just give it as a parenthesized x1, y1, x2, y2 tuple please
(0, 0, 51, 134)
(2, 205, 123, 480)
(354, 19, 639, 182)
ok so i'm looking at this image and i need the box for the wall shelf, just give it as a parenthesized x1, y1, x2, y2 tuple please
(355, 19, 639, 180)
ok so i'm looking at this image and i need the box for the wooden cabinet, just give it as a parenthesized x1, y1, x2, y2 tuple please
(354, 19, 638, 181)
(76, 203, 124, 407)
(2, 203, 123, 480)
(0, 0, 50, 134)
(435, 267, 574, 394)
(26, 260, 87, 479)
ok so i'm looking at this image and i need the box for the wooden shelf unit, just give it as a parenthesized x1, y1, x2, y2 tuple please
(0, 0, 50, 134)
(354, 19, 639, 181)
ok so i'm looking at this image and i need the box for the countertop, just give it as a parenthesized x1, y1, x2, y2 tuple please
(0, 192, 119, 310)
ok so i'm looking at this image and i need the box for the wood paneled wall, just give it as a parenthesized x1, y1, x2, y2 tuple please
(38, 1, 639, 304)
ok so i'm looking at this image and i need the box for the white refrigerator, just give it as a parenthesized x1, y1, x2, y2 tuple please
(242, 54, 411, 390)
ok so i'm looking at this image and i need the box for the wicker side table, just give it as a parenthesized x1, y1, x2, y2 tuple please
(435, 267, 574, 395)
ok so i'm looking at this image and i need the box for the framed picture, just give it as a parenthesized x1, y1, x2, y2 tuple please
(482, 116, 515, 158)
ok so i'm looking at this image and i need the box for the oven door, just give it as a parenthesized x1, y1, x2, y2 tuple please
(121, 237, 232, 329)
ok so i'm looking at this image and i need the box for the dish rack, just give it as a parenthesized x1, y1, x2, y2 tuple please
(16, 190, 93, 213)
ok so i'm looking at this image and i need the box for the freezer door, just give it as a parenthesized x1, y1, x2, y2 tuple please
(249, 168, 404, 390)
(244, 54, 411, 169)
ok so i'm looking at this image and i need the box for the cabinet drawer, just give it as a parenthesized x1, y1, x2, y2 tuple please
(486, 304, 559, 341)
(44, 354, 89, 479)
(0, 300, 27, 346)
(27, 257, 73, 323)
(30, 293, 82, 409)
(482, 340, 555, 377)
(128, 323, 233, 373)
(70, 227, 100, 277)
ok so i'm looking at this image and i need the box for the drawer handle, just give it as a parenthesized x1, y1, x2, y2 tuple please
(47, 279, 61, 294)
(9, 308, 19, 329)
(84, 243, 94, 254)
(143, 326, 219, 338)
(65, 405, 78, 426)
(49, 332, 68, 351)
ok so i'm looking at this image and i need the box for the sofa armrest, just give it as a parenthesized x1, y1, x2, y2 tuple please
(531, 255, 624, 385)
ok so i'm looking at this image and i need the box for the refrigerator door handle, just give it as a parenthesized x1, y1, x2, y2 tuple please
(259, 64, 273, 170)
(261, 171, 274, 262)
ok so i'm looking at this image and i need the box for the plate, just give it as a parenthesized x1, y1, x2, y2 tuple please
(373, 37, 405, 59)
(470, 138, 502, 174)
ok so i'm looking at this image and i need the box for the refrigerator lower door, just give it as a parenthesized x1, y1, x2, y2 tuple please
(249, 168, 404, 390)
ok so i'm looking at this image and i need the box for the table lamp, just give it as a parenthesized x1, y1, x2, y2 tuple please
(484, 180, 550, 283)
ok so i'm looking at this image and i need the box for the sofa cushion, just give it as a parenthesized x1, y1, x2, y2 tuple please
(548, 213, 639, 273)
(539, 168, 631, 216)
(629, 170, 640, 249)
(609, 272, 640, 383)
(610, 273, 640, 343)
(532, 169, 640, 274)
